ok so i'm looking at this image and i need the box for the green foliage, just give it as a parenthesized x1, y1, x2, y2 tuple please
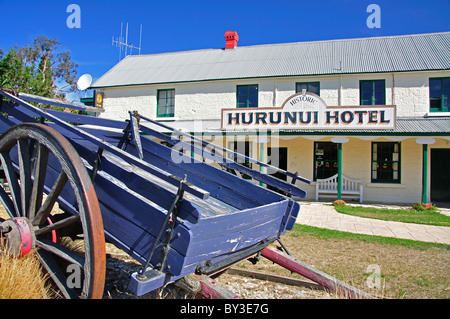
(0, 36, 78, 99)
(0, 49, 35, 94)
(411, 202, 437, 212)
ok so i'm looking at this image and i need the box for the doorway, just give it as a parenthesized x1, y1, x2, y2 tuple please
(314, 142, 338, 181)
(267, 147, 288, 194)
(431, 149, 450, 202)
(267, 147, 288, 181)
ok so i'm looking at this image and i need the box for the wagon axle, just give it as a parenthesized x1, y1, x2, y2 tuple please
(0, 215, 63, 257)
(0, 217, 36, 257)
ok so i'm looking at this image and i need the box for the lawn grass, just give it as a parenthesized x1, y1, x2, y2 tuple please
(333, 204, 450, 227)
(233, 224, 450, 299)
(290, 223, 450, 250)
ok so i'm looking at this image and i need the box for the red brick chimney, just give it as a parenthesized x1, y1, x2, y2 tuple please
(225, 31, 239, 49)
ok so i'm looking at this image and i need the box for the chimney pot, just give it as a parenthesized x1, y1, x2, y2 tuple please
(224, 31, 239, 49)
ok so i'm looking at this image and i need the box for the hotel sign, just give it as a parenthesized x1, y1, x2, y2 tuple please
(221, 93, 396, 130)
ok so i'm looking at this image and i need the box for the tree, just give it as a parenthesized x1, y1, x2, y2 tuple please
(0, 49, 35, 94)
(0, 36, 78, 98)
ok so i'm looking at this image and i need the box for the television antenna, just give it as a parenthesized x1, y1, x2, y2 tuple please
(112, 22, 143, 61)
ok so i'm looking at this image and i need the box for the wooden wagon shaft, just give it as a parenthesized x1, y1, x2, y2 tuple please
(226, 267, 324, 290)
(138, 114, 311, 185)
(18, 92, 105, 114)
(133, 121, 308, 198)
(260, 247, 374, 299)
(195, 275, 240, 299)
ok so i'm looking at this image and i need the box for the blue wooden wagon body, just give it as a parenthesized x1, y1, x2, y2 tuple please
(0, 91, 309, 297)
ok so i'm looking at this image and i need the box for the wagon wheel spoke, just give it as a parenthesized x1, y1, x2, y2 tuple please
(0, 182, 16, 218)
(37, 249, 79, 299)
(0, 151, 22, 217)
(28, 142, 49, 220)
(36, 238, 84, 268)
(32, 171, 68, 227)
(0, 123, 105, 299)
(35, 214, 80, 237)
(18, 139, 33, 217)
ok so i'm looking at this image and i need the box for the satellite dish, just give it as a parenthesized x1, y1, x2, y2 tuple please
(76, 74, 92, 91)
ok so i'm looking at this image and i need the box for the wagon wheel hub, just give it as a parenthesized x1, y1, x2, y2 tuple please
(0, 217, 36, 257)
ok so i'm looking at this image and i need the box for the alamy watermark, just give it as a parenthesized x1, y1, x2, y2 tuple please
(366, 4, 381, 29)
(66, 264, 82, 289)
(366, 264, 382, 289)
(66, 4, 81, 29)
(167, 120, 282, 171)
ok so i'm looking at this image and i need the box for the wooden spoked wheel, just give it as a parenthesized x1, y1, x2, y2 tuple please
(0, 123, 105, 299)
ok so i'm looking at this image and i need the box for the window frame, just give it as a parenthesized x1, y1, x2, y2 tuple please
(429, 77, 450, 113)
(296, 82, 320, 96)
(236, 84, 259, 108)
(157, 89, 175, 118)
(371, 142, 401, 184)
(360, 80, 386, 105)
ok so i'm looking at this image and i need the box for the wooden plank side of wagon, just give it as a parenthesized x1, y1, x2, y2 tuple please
(188, 200, 290, 241)
(93, 177, 191, 276)
(58, 124, 261, 217)
(136, 121, 309, 198)
(138, 115, 311, 185)
(63, 135, 201, 224)
(182, 201, 290, 266)
(138, 136, 283, 208)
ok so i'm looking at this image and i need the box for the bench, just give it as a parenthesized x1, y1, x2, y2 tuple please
(315, 174, 363, 203)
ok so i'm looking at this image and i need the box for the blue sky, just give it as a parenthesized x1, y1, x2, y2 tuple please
(0, 0, 449, 98)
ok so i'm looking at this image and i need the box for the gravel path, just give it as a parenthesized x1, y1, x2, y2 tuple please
(102, 244, 334, 299)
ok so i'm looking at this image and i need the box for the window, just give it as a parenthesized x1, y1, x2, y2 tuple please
(360, 80, 385, 105)
(314, 142, 338, 181)
(371, 142, 400, 183)
(237, 85, 258, 108)
(296, 82, 320, 96)
(157, 89, 175, 117)
(429, 77, 450, 112)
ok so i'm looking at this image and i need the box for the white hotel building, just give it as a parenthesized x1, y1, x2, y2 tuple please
(90, 31, 450, 205)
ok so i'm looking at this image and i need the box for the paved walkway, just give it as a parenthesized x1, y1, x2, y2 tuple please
(296, 201, 450, 245)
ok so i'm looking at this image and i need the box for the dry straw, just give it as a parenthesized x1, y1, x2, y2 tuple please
(0, 247, 52, 299)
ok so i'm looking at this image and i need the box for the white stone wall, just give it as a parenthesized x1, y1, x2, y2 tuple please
(99, 70, 450, 122)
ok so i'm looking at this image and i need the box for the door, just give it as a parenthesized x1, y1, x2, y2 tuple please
(314, 142, 338, 180)
(268, 147, 288, 180)
(267, 147, 288, 193)
(431, 149, 450, 202)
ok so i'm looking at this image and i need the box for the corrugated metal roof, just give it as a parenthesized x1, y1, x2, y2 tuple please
(91, 32, 450, 88)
